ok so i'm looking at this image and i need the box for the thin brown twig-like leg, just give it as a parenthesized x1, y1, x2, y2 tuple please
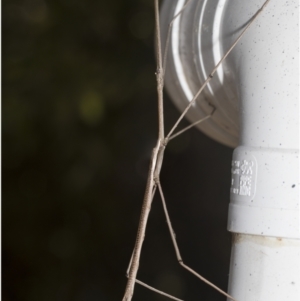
(125, 250, 184, 301)
(157, 181, 237, 301)
(168, 105, 216, 141)
(135, 279, 184, 301)
(168, 115, 211, 141)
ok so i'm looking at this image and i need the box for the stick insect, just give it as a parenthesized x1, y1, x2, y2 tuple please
(122, 0, 271, 300)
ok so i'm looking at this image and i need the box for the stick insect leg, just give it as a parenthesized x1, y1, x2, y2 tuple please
(125, 252, 184, 301)
(168, 105, 216, 141)
(157, 181, 237, 301)
(125, 185, 184, 301)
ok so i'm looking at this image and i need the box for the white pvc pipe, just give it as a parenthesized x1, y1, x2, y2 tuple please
(224, 1, 299, 300)
(228, 234, 300, 300)
(161, 0, 300, 300)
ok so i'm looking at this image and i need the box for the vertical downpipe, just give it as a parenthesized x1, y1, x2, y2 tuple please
(226, 1, 299, 300)
(160, 0, 299, 298)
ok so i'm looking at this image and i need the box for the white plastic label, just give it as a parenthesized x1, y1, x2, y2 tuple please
(230, 154, 257, 201)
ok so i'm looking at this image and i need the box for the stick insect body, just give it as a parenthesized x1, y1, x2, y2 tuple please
(122, 1, 271, 300)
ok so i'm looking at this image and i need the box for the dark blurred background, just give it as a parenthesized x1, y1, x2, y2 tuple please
(2, 0, 234, 300)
